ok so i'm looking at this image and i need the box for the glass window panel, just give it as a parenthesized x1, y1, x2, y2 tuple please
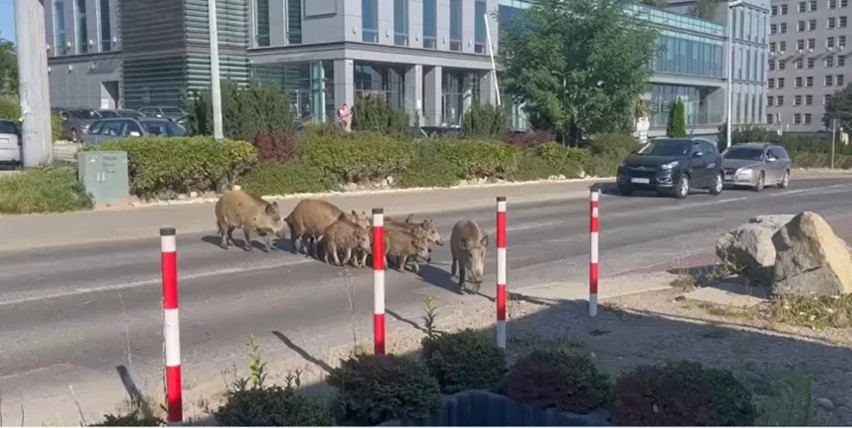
(394, 0, 408, 46)
(362, 0, 378, 43)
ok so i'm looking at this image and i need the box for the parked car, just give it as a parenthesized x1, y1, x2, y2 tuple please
(0, 120, 22, 168)
(722, 142, 792, 191)
(137, 106, 187, 121)
(97, 109, 141, 119)
(83, 117, 187, 145)
(52, 107, 102, 143)
(616, 137, 724, 199)
(174, 114, 189, 130)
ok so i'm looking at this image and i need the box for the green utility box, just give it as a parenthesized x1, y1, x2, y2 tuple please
(78, 151, 130, 206)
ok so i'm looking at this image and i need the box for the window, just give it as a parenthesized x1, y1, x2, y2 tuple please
(805, 94, 814, 105)
(840, 56, 846, 66)
(795, 76, 803, 87)
(75, 0, 88, 54)
(770, 41, 777, 52)
(841, 16, 848, 27)
(779, 59, 786, 70)
(772, 5, 778, 15)
(449, 0, 462, 51)
(123, 120, 143, 137)
(53, 1, 67, 55)
(826, 74, 834, 85)
(798, 20, 806, 31)
(797, 39, 805, 50)
(781, 22, 788, 33)
(794, 113, 802, 124)
(769, 59, 776, 70)
(828, 36, 836, 48)
(804, 113, 813, 124)
(768, 78, 775, 88)
(286, 0, 301, 44)
(254, 0, 270, 47)
(829, 17, 837, 28)
(362, 0, 378, 43)
(825, 94, 834, 104)
(777, 95, 785, 105)
(99, 0, 111, 51)
(827, 55, 835, 67)
(778, 77, 786, 88)
(839, 74, 846, 85)
(394, 0, 408, 46)
(843, 0, 849, 6)
(782, 4, 789, 13)
(799, 2, 807, 13)
(795, 58, 804, 69)
(767, 95, 774, 106)
(767, 114, 775, 124)
(780, 41, 787, 51)
(794, 94, 803, 105)
(770, 23, 777, 34)
(806, 76, 813, 86)
(811, 0, 819, 10)
(808, 57, 816, 68)
(808, 38, 816, 49)
(841, 35, 848, 46)
(830, 0, 838, 8)
(809, 19, 817, 30)
(423, 0, 436, 49)
(474, 0, 486, 54)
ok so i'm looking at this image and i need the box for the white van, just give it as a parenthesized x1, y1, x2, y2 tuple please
(0, 120, 22, 168)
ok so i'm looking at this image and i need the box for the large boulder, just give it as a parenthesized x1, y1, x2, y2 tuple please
(715, 215, 796, 283)
(772, 212, 852, 296)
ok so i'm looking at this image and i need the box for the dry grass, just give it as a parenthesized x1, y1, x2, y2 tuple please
(769, 294, 852, 330)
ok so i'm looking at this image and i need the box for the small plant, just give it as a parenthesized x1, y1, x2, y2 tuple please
(247, 334, 268, 389)
(754, 369, 823, 426)
(88, 409, 163, 426)
(496, 348, 611, 414)
(422, 295, 443, 340)
(421, 329, 507, 394)
(770, 293, 852, 329)
(612, 360, 757, 426)
(670, 273, 697, 290)
(326, 353, 441, 425)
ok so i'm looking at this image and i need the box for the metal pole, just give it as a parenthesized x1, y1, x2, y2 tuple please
(208, 0, 224, 141)
(483, 14, 501, 107)
(831, 118, 837, 170)
(725, 5, 733, 149)
(14, 0, 53, 167)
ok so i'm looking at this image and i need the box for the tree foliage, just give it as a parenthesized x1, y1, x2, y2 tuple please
(666, 99, 687, 137)
(351, 93, 410, 136)
(462, 101, 507, 138)
(0, 37, 17, 97)
(500, 0, 659, 144)
(188, 79, 295, 140)
(824, 84, 852, 131)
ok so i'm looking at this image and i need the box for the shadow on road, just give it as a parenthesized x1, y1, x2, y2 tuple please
(271, 330, 335, 374)
(414, 263, 463, 294)
(200, 235, 296, 253)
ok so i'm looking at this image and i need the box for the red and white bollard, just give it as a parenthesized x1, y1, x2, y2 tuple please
(160, 228, 183, 425)
(372, 208, 386, 356)
(589, 189, 600, 317)
(496, 196, 507, 349)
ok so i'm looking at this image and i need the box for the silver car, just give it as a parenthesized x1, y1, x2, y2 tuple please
(83, 117, 186, 145)
(721, 142, 792, 191)
(0, 120, 22, 168)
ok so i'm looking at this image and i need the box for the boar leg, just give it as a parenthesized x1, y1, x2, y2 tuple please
(323, 240, 334, 264)
(225, 226, 237, 248)
(411, 259, 420, 274)
(261, 232, 273, 252)
(218, 223, 229, 249)
(397, 255, 408, 272)
(457, 259, 467, 292)
(242, 228, 253, 252)
(451, 257, 458, 277)
(342, 247, 354, 266)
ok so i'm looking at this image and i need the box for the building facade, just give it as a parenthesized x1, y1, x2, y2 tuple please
(765, 0, 850, 133)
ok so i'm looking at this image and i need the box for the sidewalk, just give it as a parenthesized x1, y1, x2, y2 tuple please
(511, 271, 676, 305)
(0, 178, 605, 252)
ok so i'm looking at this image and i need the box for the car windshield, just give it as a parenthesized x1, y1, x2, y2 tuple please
(69, 110, 101, 119)
(724, 147, 765, 161)
(98, 111, 119, 118)
(161, 107, 186, 116)
(141, 120, 185, 137)
(0, 121, 18, 134)
(637, 140, 689, 156)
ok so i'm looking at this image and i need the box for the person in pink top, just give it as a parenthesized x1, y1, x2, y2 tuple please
(337, 103, 351, 132)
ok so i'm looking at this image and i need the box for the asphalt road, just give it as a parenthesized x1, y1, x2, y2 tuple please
(1, 176, 852, 424)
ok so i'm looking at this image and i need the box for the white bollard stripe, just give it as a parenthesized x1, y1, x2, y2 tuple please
(161, 235, 177, 253)
(496, 321, 507, 349)
(589, 294, 598, 317)
(373, 271, 385, 314)
(591, 190, 600, 202)
(497, 247, 507, 285)
(373, 215, 384, 227)
(590, 232, 599, 263)
(592, 207, 599, 218)
(164, 308, 181, 366)
(497, 200, 507, 213)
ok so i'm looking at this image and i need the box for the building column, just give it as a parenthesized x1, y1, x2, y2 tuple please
(311, 62, 326, 121)
(478, 71, 498, 106)
(423, 65, 442, 126)
(333, 59, 355, 110)
(405, 64, 423, 126)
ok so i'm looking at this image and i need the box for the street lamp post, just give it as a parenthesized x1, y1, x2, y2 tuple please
(726, 0, 745, 149)
(831, 118, 837, 170)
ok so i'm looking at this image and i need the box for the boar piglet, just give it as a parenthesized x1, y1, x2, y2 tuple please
(450, 219, 488, 293)
(383, 228, 432, 273)
(317, 214, 372, 267)
(215, 189, 285, 252)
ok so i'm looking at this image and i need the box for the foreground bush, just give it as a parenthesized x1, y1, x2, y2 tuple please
(417, 137, 521, 180)
(496, 349, 611, 414)
(240, 160, 337, 196)
(0, 165, 93, 214)
(252, 132, 297, 162)
(86, 137, 256, 198)
(501, 130, 557, 147)
(298, 129, 415, 183)
(326, 354, 441, 425)
(421, 329, 507, 394)
(88, 408, 162, 426)
(585, 133, 639, 177)
(612, 360, 757, 426)
(215, 385, 334, 426)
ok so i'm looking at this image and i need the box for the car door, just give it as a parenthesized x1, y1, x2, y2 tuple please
(765, 147, 784, 183)
(688, 141, 710, 186)
(701, 141, 722, 183)
(122, 120, 144, 138)
(98, 120, 125, 143)
(85, 120, 104, 145)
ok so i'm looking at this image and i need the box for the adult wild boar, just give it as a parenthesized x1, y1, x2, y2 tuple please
(383, 228, 432, 273)
(215, 189, 285, 252)
(386, 215, 444, 247)
(317, 214, 372, 267)
(285, 199, 368, 255)
(450, 219, 488, 293)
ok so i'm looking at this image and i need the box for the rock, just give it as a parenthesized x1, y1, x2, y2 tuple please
(772, 212, 852, 296)
(716, 219, 791, 283)
(817, 398, 835, 410)
(189, 191, 198, 198)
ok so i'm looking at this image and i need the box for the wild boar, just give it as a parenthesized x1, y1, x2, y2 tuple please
(215, 189, 285, 252)
(285, 199, 364, 256)
(386, 216, 444, 247)
(383, 228, 432, 273)
(450, 220, 489, 293)
(317, 214, 372, 266)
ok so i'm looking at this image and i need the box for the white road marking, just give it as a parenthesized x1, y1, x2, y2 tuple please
(0, 257, 314, 307)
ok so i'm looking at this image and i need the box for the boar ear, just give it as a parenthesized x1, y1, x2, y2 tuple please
(481, 234, 489, 248)
(351, 210, 358, 216)
(265, 203, 276, 215)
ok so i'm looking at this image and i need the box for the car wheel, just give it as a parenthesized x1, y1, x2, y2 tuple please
(708, 172, 723, 195)
(753, 172, 765, 192)
(673, 174, 689, 199)
(778, 170, 790, 189)
(617, 184, 633, 196)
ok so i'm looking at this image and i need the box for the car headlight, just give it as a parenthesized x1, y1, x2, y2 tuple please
(738, 168, 753, 176)
(661, 161, 679, 170)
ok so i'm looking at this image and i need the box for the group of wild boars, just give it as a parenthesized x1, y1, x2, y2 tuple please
(382, 227, 433, 273)
(316, 213, 372, 266)
(384, 215, 444, 271)
(215, 189, 286, 252)
(284, 199, 369, 256)
(450, 219, 489, 293)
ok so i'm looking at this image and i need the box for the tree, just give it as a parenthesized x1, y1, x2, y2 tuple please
(0, 36, 18, 97)
(638, 0, 670, 7)
(500, 0, 659, 145)
(187, 79, 295, 139)
(687, 0, 721, 20)
(351, 93, 410, 136)
(824, 84, 852, 132)
(666, 99, 686, 137)
(461, 101, 507, 138)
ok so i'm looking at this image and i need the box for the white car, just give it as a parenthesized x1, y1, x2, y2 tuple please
(0, 120, 22, 168)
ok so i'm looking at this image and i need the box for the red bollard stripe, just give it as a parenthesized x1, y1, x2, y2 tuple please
(590, 264, 599, 294)
(496, 284, 507, 321)
(372, 227, 385, 271)
(373, 313, 385, 355)
(166, 365, 183, 422)
(496, 212, 507, 248)
(161, 252, 178, 310)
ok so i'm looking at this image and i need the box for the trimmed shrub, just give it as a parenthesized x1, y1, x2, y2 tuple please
(501, 130, 557, 148)
(421, 329, 507, 394)
(416, 137, 521, 180)
(396, 151, 462, 188)
(298, 130, 415, 183)
(352, 93, 410, 136)
(666, 99, 686, 138)
(462, 101, 507, 138)
(585, 133, 638, 177)
(513, 144, 588, 181)
(0, 165, 93, 214)
(188, 79, 295, 139)
(240, 160, 337, 196)
(86, 137, 257, 198)
(215, 385, 334, 426)
(496, 349, 611, 415)
(0, 96, 20, 122)
(612, 360, 757, 426)
(51, 113, 64, 142)
(253, 132, 297, 162)
(326, 354, 441, 425)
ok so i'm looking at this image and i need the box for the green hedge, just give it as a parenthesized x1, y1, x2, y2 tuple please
(298, 128, 415, 183)
(241, 160, 337, 196)
(0, 166, 93, 214)
(84, 137, 256, 198)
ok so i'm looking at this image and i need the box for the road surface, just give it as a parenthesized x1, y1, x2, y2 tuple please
(1, 176, 851, 424)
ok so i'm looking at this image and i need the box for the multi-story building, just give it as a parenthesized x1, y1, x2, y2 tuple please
(765, 0, 850, 133)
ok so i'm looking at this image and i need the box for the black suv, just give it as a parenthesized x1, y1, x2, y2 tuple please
(616, 137, 724, 199)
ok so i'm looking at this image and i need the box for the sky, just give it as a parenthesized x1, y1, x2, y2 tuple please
(1, 0, 17, 43)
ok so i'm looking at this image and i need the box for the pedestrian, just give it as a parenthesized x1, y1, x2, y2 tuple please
(338, 103, 351, 132)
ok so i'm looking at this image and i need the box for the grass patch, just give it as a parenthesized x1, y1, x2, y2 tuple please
(769, 294, 852, 330)
(0, 165, 93, 214)
(670, 274, 697, 291)
(239, 160, 337, 196)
